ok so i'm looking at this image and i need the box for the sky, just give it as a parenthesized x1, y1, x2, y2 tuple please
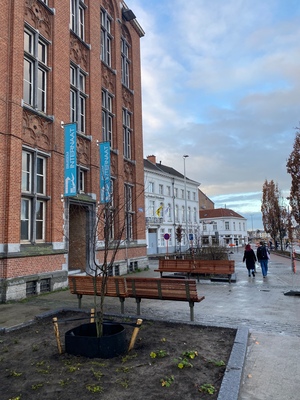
(128, 0, 300, 230)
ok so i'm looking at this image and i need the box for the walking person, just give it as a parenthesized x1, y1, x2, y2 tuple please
(257, 241, 270, 278)
(243, 244, 257, 277)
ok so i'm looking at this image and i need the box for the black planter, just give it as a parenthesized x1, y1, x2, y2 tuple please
(65, 322, 127, 359)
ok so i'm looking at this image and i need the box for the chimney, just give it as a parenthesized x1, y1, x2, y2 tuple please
(147, 155, 156, 164)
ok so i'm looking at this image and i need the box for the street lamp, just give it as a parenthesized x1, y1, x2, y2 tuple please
(183, 155, 189, 249)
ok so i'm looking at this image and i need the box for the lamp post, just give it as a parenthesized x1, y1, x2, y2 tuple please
(183, 155, 189, 250)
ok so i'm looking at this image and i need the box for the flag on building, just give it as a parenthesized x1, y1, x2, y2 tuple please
(156, 205, 163, 217)
(99, 141, 111, 203)
(64, 123, 77, 196)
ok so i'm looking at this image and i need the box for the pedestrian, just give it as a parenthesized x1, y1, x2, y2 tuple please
(243, 244, 257, 277)
(257, 241, 270, 278)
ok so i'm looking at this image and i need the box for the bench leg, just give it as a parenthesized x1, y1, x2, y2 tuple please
(136, 298, 141, 315)
(77, 294, 82, 308)
(120, 297, 125, 314)
(189, 302, 195, 322)
(228, 274, 231, 283)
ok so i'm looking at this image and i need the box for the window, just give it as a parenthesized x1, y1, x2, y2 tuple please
(149, 200, 155, 217)
(160, 229, 165, 246)
(21, 150, 48, 242)
(106, 178, 115, 240)
(101, 8, 112, 66)
(194, 208, 197, 223)
(203, 224, 207, 231)
(159, 184, 163, 195)
(188, 207, 191, 222)
(167, 203, 172, 219)
(23, 28, 48, 113)
(181, 189, 184, 199)
(175, 205, 179, 222)
(121, 37, 130, 87)
(125, 184, 134, 240)
(70, 0, 85, 40)
(239, 222, 241, 231)
(167, 186, 171, 196)
(213, 222, 217, 231)
(187, 191, 190, 200)
(233, 222, 236, 230)
(78, 167, 87, 193)
(225, 221, 230, 230)
(70, 64, 87, 134)
(123, 109, 132, 159)
(168, 229, 173, 246)
(102, 89, 113, 145)
(182, 206, 185, 222)
(193, 192, 196, 201)
(174, 188, 178, 197)
(148, 182, 154, 193)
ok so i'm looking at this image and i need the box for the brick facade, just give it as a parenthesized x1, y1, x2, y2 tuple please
(0, 0, 147, 302)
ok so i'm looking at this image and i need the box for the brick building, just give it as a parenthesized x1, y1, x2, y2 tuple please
(0, 0, 147, 301)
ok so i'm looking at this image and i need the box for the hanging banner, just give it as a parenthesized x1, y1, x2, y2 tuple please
(100, 141, 111, 203)
(64, 123, 77, 196)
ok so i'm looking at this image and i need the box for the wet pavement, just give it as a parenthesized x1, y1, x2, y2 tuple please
(1, 250, 300, 399)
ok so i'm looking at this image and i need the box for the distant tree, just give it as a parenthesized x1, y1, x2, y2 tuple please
(287, 128, 300, 225)
(261, 180, 287, 250)
(176, 225, 183, 254)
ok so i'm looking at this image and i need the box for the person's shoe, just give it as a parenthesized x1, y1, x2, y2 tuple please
(248, 274, 251, 277)
(252, 271, 255, 277)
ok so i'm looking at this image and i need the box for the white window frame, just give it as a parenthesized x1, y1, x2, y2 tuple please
(125, 184, 134, 241)
(123, 108, 132, 160)
(102, 89, 114, 145)
(70, 64, 87, 134)
(121, 37, 130, 87)
(148, 182, 154, 193)
(70, 0, 86, 40)
(175, 205, 179, 222)
(101, 8, 113, 66)
(21, 150, 48, 243)
(23, 27, 48, 113)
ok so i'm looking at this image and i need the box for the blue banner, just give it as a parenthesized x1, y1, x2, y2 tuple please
(64, 123, 77, 196)
(100, 142, 111, 203)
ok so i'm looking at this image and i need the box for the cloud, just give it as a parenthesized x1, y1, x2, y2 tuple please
(130, 0, 300, 228)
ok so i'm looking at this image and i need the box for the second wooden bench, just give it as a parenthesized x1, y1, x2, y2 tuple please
(126, 277, 205, 321)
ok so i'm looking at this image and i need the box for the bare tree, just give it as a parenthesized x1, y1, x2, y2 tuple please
(176, 224, 183, 255)
(287, 128, 300, 225)
(89, 201, 126, 337)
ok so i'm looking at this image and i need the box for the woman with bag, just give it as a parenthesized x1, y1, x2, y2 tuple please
(243, 244, 257, 277)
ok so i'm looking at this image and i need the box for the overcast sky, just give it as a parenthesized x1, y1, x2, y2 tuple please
(129, 0, 300, 229)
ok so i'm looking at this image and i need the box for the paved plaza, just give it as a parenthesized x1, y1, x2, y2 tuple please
(1, 250, 300, 399)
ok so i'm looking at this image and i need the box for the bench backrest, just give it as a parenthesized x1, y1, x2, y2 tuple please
(68, 276, 128, 297)
(158, 259, 193, 271)
(159, 258, 235, 273)
(126, 277, 200, 302)
(193, 259, 235, 272)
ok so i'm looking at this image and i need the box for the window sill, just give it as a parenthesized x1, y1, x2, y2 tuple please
(23, 104, 54, 122)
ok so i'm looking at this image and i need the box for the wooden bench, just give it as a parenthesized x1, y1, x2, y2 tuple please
(68, 275, 128, 313)
(155, 259, 235, 283)
(126, 277, 205, 321)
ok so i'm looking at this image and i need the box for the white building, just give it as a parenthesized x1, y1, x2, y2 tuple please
(199, 208, 248, 247)
(144, 156, 200, 255)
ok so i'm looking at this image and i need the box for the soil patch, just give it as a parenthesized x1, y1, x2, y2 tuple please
(1, 311, 236, 400)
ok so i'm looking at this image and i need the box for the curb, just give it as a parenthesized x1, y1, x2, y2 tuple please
(218, 326, 249, 400)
